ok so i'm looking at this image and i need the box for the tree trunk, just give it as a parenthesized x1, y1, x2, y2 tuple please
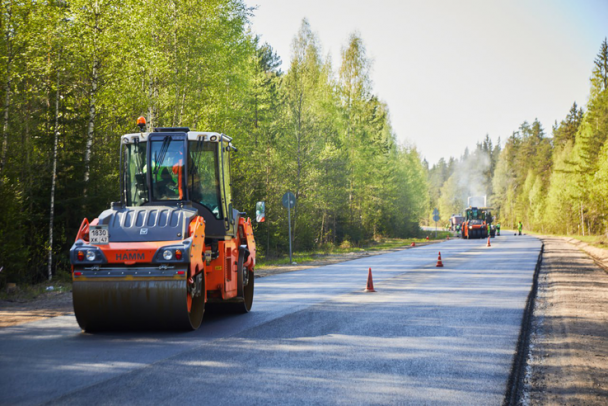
(254, 93, 258, 147)
(24, 82, 31, 209)
(0, 11, 12, 180)
(48, 63, 61, 281)
(266, 137, 271, 258)
(148, 70, 156, 129)
(177, 91, 186, 126)
(319, 211, 325, 245)
(580, 200, 585, 236)
(333, 215, 336, 244)
(21, 79, 30, 184)
(1, 70, 11, 179)
(83, 58, 98, 196)
(292, 91, 303, 249)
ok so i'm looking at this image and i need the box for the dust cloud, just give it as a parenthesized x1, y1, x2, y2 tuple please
(438, 149, 493, 219)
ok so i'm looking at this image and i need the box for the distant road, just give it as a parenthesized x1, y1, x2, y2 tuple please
(0, 235, 541, 405)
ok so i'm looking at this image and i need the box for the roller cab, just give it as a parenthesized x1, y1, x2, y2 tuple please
(70, 125, 258, 332)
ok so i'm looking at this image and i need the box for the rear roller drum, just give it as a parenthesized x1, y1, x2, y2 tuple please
(239, 269, 254, 313)
(233, 250, 254, 313)
(186, 273, 205, 330)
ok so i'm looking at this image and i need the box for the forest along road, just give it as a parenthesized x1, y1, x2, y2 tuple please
(0, 235, 541, 405)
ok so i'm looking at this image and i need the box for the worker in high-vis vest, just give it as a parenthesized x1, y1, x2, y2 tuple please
(518, 221, 523, 236)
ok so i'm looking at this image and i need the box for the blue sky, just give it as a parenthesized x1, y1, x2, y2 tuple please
(245, 0, 608, 165)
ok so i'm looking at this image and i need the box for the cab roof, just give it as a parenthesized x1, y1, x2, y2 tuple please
(121, 130, 232, 145)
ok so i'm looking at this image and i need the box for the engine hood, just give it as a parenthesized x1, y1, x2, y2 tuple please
(96, 206, 198, 242)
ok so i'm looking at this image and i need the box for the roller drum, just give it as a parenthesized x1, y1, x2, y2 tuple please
(72, 269, 204, 332)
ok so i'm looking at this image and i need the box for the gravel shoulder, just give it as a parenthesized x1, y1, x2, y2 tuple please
(0, 241, 440, 328)
(525, 236, 608, 405)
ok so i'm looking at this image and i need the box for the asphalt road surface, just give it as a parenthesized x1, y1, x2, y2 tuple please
(0, 234, 541, 405)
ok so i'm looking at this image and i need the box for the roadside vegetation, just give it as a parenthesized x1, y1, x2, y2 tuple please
(427, 38, 608, 238)
(0, 275, 71, 302)
(257, 233, 450, 268)
(0, 1, 427, 287)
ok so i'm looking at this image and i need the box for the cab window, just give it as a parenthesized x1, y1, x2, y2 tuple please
(125, 142, 148, 206)
(150, 138, 186, 201)
(220, 141, 232, 219)
(188, 141, 222, 219)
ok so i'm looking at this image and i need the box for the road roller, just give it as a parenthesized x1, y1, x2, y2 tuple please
(461, 206, 493, 239)
(69, 120, 260, 331)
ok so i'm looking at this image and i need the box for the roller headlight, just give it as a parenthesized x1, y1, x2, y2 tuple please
(86, 251, 96, 261)
(154, 244, 190, 263)
(70, 241, 106, 265)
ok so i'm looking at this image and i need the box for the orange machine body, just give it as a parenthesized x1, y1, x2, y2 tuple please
(69, 128, 259, 331)
(73, 215, 256, 303)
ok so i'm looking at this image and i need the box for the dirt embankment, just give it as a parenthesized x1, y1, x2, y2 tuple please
(525, 236, 608, 405)
(0, 288, 73, 328)
(0, 241, 440, 328)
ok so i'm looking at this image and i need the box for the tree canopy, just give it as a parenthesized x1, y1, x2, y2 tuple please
(427, 38, 608, 237)
(0, 2, 428, 285)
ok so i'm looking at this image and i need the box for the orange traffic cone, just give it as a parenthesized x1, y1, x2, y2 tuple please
(436, 252, 444, 267)
(486, 237, 491, 247)
(364, 267, 376, 292)
(411, 242, 416, 247)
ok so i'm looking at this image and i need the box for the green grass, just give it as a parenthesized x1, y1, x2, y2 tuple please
(562, 234, 608, 250)
(257, 234, 451, 268)
(0, 280, 72, 301)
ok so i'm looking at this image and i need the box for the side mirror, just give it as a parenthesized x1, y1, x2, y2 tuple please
(228, 203, 235, 225)
(255, 201, 266, 223)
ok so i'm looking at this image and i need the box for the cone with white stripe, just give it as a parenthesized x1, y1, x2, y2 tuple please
(436, 252, 444, 267)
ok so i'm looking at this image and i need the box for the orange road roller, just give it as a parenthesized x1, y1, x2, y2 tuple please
(70, 120, 261, 331)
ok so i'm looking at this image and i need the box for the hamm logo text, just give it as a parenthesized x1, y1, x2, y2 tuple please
(116, 253, 145, 261)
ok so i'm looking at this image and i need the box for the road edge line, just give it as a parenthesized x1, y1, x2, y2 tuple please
(502, 241, 544, 406)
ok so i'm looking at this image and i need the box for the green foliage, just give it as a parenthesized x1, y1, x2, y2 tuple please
(0, 6, 429, 284)
(427, 38, 608, 237)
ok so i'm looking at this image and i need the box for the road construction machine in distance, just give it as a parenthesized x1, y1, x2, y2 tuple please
(69, 120, 259, 331)
(449, 214, 464, 232)
(461, 207, 494, 239)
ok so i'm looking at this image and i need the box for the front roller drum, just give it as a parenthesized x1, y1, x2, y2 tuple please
(72, 275, 205, 332)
